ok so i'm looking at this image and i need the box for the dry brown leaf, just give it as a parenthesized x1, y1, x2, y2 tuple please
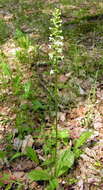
(13, 171, 25, 179)
(58, 74, 68, 83)
(21, 135, 34, 152)
(58, 112, 66, 122)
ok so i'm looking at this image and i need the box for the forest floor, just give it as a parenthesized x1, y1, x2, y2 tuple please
(0, 0, 103, 189)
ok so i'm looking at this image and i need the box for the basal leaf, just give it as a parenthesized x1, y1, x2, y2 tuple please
(47, 178, 58, 190)
(42, 157, 54, 166)
(10, 152, 24, 161)
(74, 131, 92, 150)
(5, 183, 12, 190)
(28, 170, 50, 181)
(56, 149, 74, 177)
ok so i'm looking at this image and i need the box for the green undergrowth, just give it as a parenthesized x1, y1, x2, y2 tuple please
(0, 19, 11, 44)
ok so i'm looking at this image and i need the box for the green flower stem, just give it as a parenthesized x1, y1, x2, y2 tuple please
(49, 8, 64, 178)
(54, 61, 58, 177)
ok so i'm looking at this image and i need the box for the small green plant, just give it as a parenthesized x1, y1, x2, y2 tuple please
(14, 29, 38, 64)
(73, 130, 92, 158)
(80, 74, 97, 128)
(80, 103, 94, 128)
(0, 19, 10, 44)
(0, 52, 12, 83)
(0, 172, 23, 189)
(16, 49, 30, 63)
(28, 130, 92, 189)
(0, 51, 22, 96)
(12, 74, 22, 95)
(14, 29, 31, 49)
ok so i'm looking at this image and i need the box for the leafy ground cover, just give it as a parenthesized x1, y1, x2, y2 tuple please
(0, 0, 103, 189)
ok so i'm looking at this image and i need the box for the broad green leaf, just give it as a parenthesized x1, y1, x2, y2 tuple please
(73, 148, 82, 159)
(26, 147, 39, 164)
(10, 152, 24, 161)
(5, 184, 12, 190)
(42, 157, 54, 166)
(56, 149, 74, 177)
(28, 170, 50, 181)
(74, 131, 92, 150)
(47, 178, 58, 190)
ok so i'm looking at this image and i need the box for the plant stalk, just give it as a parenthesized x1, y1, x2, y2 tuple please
(54, 60, 58, 177)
